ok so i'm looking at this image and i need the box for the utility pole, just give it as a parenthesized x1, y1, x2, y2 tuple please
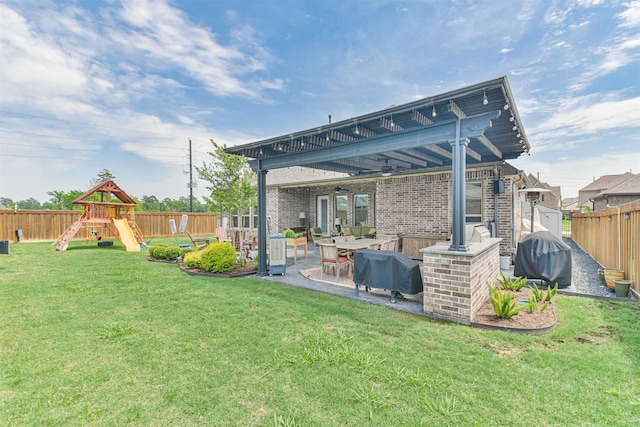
(189, 138, 193, 212)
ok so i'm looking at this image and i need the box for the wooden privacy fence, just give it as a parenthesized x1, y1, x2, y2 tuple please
(572, 200, 640, 294)
(0, 210, 218, 242)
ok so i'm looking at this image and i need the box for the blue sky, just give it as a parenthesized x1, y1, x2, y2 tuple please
(1, 0, 639, 204)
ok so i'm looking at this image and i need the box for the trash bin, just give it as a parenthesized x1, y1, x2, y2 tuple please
(0, 240, 9, 255)
(269, 234, 286, 275)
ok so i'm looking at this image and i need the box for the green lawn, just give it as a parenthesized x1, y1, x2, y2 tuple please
(1, 241, 639, 426)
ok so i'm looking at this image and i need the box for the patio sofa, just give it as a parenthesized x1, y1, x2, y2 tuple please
(342, 226, 376, 239)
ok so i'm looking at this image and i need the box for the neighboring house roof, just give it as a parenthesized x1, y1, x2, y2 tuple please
(526, 174, 561, 200)
(580, 172, 636, 193)
(562, 197, 580, 211)
(598, 173, 640, 197)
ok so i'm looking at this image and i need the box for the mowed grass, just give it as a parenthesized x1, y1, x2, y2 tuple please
(1, 241, 639, 426)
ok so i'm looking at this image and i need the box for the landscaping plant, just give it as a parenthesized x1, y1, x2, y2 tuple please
(487, 283, 524, 318)
(183, 250, 202, 269)
(200, 241, 236, 273)
(497, 271, 527, 291)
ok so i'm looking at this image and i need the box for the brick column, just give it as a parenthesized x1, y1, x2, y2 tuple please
(421, 239, 501, 324)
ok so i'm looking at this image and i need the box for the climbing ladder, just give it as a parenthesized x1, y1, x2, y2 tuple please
(55, 220, 83, 251)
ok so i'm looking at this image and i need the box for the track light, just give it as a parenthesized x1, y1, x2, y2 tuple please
(483, 89, 488, 105)
(431, 103, 437, 117)
(509, 116, 515, 122)
(504, 102, 510, 110)
(354, 124, 360, 135)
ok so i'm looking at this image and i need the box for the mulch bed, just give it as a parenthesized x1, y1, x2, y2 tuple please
(146, 255, 257, 278)
(472, 287, 557, 333)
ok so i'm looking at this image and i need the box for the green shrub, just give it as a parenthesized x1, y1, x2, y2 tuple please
(497, 271, 527, 291)
(180, 247, 193, 258)
(164, 246, 181, 260)
(487, 283, 523, 318)
(183, 251, 202, 269)
(149, 245, 168, 259)
(200, 242, 236, 273)
(282, 229, 296, 238)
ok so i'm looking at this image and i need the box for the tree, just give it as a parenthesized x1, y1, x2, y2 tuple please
(17, 198, 42, 210)
(88, 169, 116, 188)
(0, 197, 14, 209)
(196, 140, 256, 222)
(46, 190, 84, 210)
(141, 195, 161, 212)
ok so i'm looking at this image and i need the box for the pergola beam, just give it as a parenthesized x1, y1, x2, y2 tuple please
(250, 111, 499, 172)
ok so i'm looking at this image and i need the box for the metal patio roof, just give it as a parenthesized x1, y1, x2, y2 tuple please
(227, 76, 531, 274)
(226, 76, 530, 176)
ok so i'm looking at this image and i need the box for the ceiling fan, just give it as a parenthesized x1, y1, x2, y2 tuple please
(380, 159, 393, 176)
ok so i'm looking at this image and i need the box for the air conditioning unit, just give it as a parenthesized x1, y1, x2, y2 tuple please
(0, 240, 10, 255)
(269, 234, 286, 275)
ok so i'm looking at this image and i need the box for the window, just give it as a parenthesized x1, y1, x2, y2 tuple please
(354, 194, 368, 226)
(335, 195, 348, 225)
(232, 215, 239, 228)
(466, 182, 482, 223)
(252, 205, 258, 229)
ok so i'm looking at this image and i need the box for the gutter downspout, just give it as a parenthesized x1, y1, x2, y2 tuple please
(511, 171, 525, 259)
(618, 206, 621, 270)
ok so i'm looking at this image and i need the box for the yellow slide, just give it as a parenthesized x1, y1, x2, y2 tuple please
(112, 218, 141, 252)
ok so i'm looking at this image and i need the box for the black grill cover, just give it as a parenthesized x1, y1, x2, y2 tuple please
(514, 231, 572, 288)
(353, 250, 423, 295)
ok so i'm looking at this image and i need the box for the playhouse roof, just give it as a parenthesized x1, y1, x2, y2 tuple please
(72, 180, 137, 206)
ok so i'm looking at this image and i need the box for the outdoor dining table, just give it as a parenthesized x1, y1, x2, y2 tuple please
(335, 238, 391, 255)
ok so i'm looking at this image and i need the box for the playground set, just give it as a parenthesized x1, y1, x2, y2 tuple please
(55, 180, 144, 252)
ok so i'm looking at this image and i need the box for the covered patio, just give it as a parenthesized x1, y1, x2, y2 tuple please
(226, 76, 531, 324)
(227, 76, 529, 274)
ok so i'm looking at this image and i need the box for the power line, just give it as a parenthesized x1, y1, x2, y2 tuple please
(0, 129, 189, 152)
(0, 152, 183, 162)
(0, 109, 196, 139)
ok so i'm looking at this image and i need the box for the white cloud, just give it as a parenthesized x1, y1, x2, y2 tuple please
(111, 0, 282, 99)
(618, 0, 640, 27)
(0, 5, 90, 103)
(529, 94, 640, 143)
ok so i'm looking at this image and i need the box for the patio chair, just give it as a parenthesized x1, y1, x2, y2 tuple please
(310, 227, 328, 245)
(215, 227, 232, 244)
(388, 238, 400, 251)
(318, 242, 353, 280)
(184, 230, 210, 251)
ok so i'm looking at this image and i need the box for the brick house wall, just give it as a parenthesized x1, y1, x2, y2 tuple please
(267, 166, 525, 254)
(593, 195, 640, 211)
